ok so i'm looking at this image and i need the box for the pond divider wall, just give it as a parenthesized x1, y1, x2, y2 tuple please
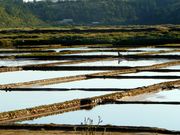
(0, 67, 22, 73)
(0, 124, 180, 134)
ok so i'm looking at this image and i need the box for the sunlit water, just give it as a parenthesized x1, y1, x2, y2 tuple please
(158, 52, 180, 55)
(0, 60, 63, 67)
(120, 89, 180, 102)
(0, 53, 30, 56)
(120, 71, 180, 76)
(60, 59, 169, 67)
(21, 104, 180, 131)
(164, 65, 180, 70)
(42, 79, 172, 89)
(129, 47, 173, 52)
(0, 90, 111, 112)
(0, 71, 105, 84)
(64, 51, 141, 56)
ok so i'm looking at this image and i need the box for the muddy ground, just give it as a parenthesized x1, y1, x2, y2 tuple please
(0, 124, 179, 135)
(0, 130, 171, 135)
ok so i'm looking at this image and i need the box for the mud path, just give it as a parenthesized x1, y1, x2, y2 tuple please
(0, 124, 180, 135)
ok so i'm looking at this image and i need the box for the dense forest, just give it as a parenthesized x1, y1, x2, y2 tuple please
(0, 0, 180, 27)
(0, 0, 43, 27)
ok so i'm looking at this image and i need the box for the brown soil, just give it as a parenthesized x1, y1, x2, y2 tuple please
(0, 130, 168, 135)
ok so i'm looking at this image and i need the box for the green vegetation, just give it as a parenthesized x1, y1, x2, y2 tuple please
(27, 0, 180, 25)
(0, 0, 179, 27)
(0, 0, 43, 27)
(79, 116, 106, 135)
(0, 25, 179, 49)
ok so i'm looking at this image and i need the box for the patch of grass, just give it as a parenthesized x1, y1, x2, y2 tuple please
(79, 116, 106, 135)
(0, 39, 13, 48)
(0, 25, 179, 48)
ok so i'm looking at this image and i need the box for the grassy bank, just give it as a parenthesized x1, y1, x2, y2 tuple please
(0, 25, 179, 49)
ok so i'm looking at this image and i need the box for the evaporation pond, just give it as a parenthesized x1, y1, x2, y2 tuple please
(0, 71, 104, 84)
(120, 89, 180, 102)
(0, 60, 63, 66)
(21, 104, 180, 131)
(60, 59, 169, 67)
(0, 91, 111, 112)
(160, 52, 180, 55)
(164, 65, 180, 70)
(0, 53, 30, 56)
(66, 51, 143, 56)
(120, 71, 180, 76)
(49, 47, 92, 52)
(41, 79, 171, 89)
(129, 47, 173, 52)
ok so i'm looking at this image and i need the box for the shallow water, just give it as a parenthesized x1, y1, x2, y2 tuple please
(49, 47, 92, 52)
(0, 53, 30, 56)
(50, 47, 120, 52)
(65, 51, 141, 56)
(120, 89, 180, 102)
(164, 65, 180, 70)
(143, 89, 180, 101)
(65, 52, 117, 56)
(42, 79, 171, 89)
(0, 71, 105, 84)
(0, 90, 111, 112)
(0, 49, 15, 51)
(21, 104, 180, 131)
(159, 52, 180, 55)
(120, 71, 180, 76)
(129, 47, 173, 52)
(0, 60, 62, 67)
(60, 59, 169, 67)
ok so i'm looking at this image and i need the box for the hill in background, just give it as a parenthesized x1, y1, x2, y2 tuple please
(0, 0, 179, 27)
(0, 0, 43, 27)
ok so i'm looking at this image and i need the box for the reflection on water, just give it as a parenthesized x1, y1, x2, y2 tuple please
(0, 60, 62, 67)
(120, 72, 180, 76)
(0, 53, 30, 56)
(49, 47, 92, 52)
(65, 52, 141, 56)
(60, 59, 169, 67)
(0, 71, 105, 84)
(120, 89, 180, 102)
(0, 90, 111, 112)
(42, 79, 171, 89)
(129, 47, 173, 52)
(160, 52, 180, 55)
(21, 104, 180, 131)
(147, 89, 180, 101)
(164, 65, 180, 70)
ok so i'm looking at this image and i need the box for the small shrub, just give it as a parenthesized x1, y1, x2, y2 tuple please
(0, 39, 13, 48)
(80, 116, 106, 135)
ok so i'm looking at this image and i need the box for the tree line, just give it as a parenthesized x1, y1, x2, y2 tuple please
(0, 0, 179, 27)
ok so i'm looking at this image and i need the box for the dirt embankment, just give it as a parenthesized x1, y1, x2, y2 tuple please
(0, 124, 180, 135)
(0, 67, 22, 73)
